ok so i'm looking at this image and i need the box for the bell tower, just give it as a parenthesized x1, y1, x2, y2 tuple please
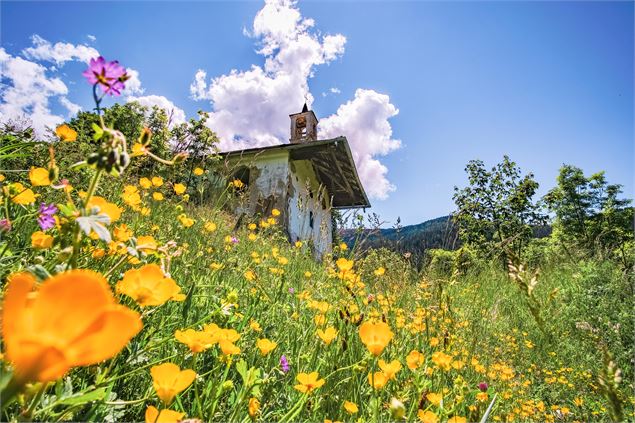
(289, 103, 318, 144)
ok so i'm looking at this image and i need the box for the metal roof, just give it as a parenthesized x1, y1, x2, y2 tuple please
(220, 137, 370, 209)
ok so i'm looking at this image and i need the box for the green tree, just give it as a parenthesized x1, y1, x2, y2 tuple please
(543, 165, 633, 264)
(452, 156, 544, 258)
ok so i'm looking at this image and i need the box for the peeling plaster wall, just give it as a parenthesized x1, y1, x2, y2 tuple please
(287, 160, 332, 258)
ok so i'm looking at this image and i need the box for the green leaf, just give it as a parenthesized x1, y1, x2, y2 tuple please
(92, 123, 104, 140)
(56, 387, 108, 406)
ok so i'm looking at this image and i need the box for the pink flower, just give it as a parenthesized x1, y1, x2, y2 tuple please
(82, 56, 129, 96)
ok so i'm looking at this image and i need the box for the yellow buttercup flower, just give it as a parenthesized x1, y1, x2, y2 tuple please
(178, 214, 195, 228)
(150, 362, 196, 404)
(359, 321, 393, 356)
(344, 401, 358, 414)
(173, 183, 186, 195)
(426, 392, 442, 406)
(144, 406, 184, 423)
(374, 267, 386, 276)
(55, 124, 77, 142)
(447, 417, 467, 423)
(152, 176, 164, 187)
(29, 167, 50, 186)
(153, 192, 164, 201)
(248, 397, 260, 418)
(2, 271, 142, 383)
(4, 182, 36, 205)
(193, 167, 204, 176)
(317, 327, 338, 345)
(339, 242, 348, 251)
(367, 371, 388, 389)
(406, 350, 424, 370)
(31, 231, 53, 249)
(175, 329, 215, 353)
(205, 221, 217, 232)
(431, 351, 452, 370)
(271, 208, 280, 217)
(418, 410, 439, 423)
(256, 338, 277, 356)
(336, 258, 354, 272)
(294, 372, 325, 394)
(116, 264, 185, 307)
(379, 359, 402, 380)
(87, 196, 122, 222)
(139, 177, 152, 189)
(122, 185, 142, 208)
(113, 224, 133, 242)
(136, 235, 158, 253)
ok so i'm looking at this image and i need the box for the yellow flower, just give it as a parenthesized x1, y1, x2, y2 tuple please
(219, 339, 241, 355)
(87, 196, 122, 222)
(317, 327, 338, 345)
(271, 208, 280, 217)
(256, 338, 277, 356)
(378, 359, 402, 380)
(339, 242, 348, 251)
(429, 337, 439, 347)
(174, 329, 215, 353)
(122, 185, 142, 208)
(150, 362, 196, 404)
(131, 143, 148, 157)
(205, 221, 217, 232)
(418, 410, 439, 423)
(248, 233, 257, 241)
(29, 167, 51, 186)
(92, 248, 105, 258)
(359, 321, 393, 356)
(2, 271, 141, 383)
(152, 176, 164, 187)
(476, 392, 489, 402)
(231, 179, 244, 189)
(344, 401, 358, 414)
(144, 406, 185, 423)
(374, 267, 386, 276)
(31, 231, 53, 249)
(367, 371, 388, 389)
(55, 124, 77, 142)
(113, 224, 132, 242)
(304, 271, 312, 278)
(139, 177, 152, 189)
(431, 351, 452, 370)
(193, 167, 204, 176)
(4, 182, 36, 205)
(173, 183, 186, 195)
(116, 264, 185, 307)
(248, 397, 260, 418)
(137, 235, 158, 253)
(244, 270, 256, 281)
(336, 258, 354, 272)
(153, 192, 164, 201)
(294, 372, 325, 394)
(406, 350, 424, 370)
(448, 417, 467, 423)
(178, 214, 195, 228)
(426, 392, 442, 406)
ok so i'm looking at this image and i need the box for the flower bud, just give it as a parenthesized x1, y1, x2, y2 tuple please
(173, 152, 189, 164)
(139, 127, 152, 146)
(390, 398, 405, 420)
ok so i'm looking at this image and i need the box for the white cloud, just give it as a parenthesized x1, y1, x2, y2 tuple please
(124, 68, 144, 96)
(59, 96, 82, 117)
(190, 0, 400, 198)
(22, 34, 99, 65)
(319, 89, 401, 199)
(87, 34, 97, 42)
(0, 48, 68, 134)
(330, 87, 341, 94)
(126, 94, 186, 128)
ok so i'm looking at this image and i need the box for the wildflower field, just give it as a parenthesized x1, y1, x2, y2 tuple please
(1, 57, 633, 423)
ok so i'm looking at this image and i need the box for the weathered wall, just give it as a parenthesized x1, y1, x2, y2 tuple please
(287, 160, 332, 258)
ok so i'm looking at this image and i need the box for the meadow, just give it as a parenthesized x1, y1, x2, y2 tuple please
(0, 57, 633, 423)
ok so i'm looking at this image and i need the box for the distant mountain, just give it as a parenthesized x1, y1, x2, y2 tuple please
(340, 215, 551, 268)
(340, 215, 459, 268)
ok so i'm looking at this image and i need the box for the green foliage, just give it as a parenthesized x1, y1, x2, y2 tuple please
(453, 156, 544, 258)
(544, 164, 634, 266)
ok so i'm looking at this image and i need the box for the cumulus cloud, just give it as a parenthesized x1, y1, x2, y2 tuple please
(126, 94, 186, 127)
(190, 0, 400, 198)
(0, 48, 68, 134)
(22, 34, 99, 65)
(1, 35, 184, 136)
(319, 89, 401, 199)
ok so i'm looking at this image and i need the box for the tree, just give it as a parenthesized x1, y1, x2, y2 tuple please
(543, 165, 633, 264)
(452, 156, 544, 258)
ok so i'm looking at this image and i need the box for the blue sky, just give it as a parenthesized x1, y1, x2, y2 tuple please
(2, 1, 633, 226)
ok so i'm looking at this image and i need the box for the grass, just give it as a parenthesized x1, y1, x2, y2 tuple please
(0, 167, 633, 423)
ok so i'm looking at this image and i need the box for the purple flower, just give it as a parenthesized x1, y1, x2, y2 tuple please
(82, 56, 129, 96)
(279, 355, 290, 373)
(478, 382, 488, 392)
(37, 203, 58, 231)
(231, 236, 239, 244)
(288, 287, 295, 294)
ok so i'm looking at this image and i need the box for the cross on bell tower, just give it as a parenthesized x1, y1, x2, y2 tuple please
(289, 103, 318, 144)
